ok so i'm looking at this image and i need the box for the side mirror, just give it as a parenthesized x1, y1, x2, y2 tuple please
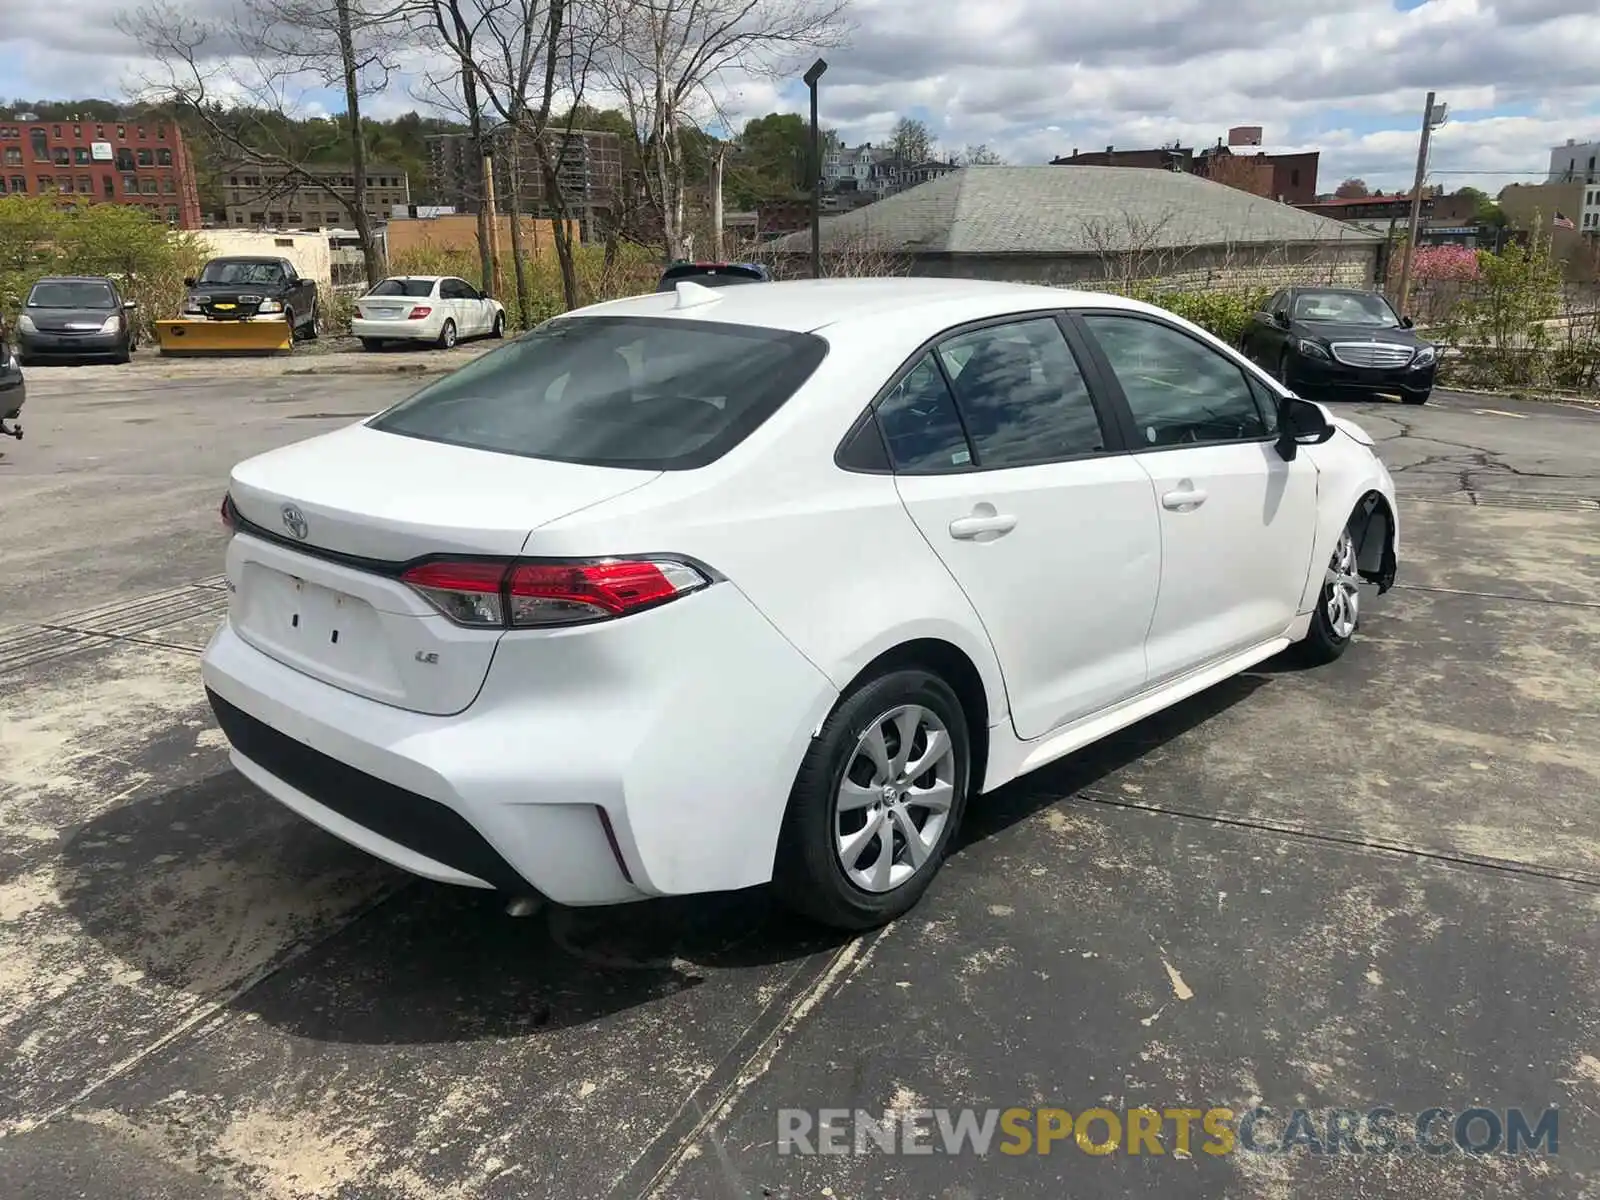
(183, 276, 196, 288)
(1273, 309, 1290, 327)
(124, 299, 138, 309)
(1275, 395, 1335, 461)
(1400, 315, 1415, 328)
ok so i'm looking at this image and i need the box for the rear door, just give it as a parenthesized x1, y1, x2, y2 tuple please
(1072, 310, 1319, 685)
(459, 279, 494, 333)
(440, 277, 477, 333)
(886, 313, 1161, 740)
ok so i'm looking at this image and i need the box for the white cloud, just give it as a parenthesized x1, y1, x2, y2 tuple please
(3, 0, 1599, 193)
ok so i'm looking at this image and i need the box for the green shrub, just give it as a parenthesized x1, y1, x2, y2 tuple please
(1101, 280, 1272, 346)
(0, 196, 207, 338)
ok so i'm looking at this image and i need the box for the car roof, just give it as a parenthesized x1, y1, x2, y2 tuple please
(31, 275, 116, 284)
(384, 275, 447, 282)
(569, 277, 1152, 334)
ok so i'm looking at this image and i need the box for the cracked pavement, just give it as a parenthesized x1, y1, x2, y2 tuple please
(1, 375, 1598, 1199)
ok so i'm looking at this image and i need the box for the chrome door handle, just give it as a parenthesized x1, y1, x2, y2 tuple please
(1162, 488, 1208, 511)
(949, 513, 1018, 540)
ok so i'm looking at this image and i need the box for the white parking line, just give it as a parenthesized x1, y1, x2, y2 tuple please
(1470, 408, 1530, 419)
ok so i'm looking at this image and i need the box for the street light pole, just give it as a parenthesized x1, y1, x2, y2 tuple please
(804, 58, 828, 280)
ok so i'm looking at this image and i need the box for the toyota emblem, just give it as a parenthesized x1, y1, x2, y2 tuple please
(281, 504, 309, 541)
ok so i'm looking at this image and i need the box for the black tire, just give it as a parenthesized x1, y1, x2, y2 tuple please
(437, 319, 457, 350)
(303, 301, 320, 341)
(359, 337, 383, 352)
(772, 668, 972, 931)
(491, 311, 505, 338)
(283, 308, 297, 342)
(113, 338, 131, 365)
(1401, 389, 1430, 405)
(1290, 521, 1361, 667)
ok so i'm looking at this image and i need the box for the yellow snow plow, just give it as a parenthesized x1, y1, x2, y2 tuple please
(154, 316, 292, 356)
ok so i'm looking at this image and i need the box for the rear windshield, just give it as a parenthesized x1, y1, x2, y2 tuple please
(370, 278, 435, 298)
(28, 280, 116, 309)
(368, 315, 829, 470)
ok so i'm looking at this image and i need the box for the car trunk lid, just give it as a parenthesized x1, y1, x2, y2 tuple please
(225, 423, 661, 714)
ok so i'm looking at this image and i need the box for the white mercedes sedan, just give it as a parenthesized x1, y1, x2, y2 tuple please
(203, 278, 1399, 930)
(351, 275, 506, 350)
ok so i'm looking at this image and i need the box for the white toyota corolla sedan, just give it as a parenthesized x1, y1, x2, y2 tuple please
(351, 275, 506, 351)
(203, 277, 1398, 930)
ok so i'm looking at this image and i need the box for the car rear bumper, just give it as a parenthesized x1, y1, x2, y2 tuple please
(1290, 355, 1436, 397)
(17, 330, 125, 358)
(199, 582, 839, 905)
(351, 316, 441, 341)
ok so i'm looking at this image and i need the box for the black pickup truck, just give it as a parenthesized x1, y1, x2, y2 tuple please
(181, 256, 320, 339)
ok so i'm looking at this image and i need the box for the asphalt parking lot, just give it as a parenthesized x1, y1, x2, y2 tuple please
(2, 369, 1598, 1199)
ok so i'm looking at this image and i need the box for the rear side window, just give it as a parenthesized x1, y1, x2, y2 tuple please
(875, 353, 973, 473)
(935, 318, 1106, 468)
(368, 316, 829, 470)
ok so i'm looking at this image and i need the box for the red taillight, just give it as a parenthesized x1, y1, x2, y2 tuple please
(400, 559, 507, 627)
(399, 557, 708, 629)
(221, 493, 236, 532)
(407, 305, 432, 319)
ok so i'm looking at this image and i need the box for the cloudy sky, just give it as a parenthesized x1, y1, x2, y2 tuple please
(2, 0, 1597, 195)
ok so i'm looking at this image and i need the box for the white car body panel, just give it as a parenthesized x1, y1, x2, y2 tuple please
(1135, 441, 1319, 684)
(352, 275, 503, 343)
(894, 456, 1160, 739)
(201, 277, 1400, 905)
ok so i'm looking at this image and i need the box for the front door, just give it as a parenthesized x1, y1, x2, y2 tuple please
(1074, 311, 1320, 685)
(884, 315, 1162, 740)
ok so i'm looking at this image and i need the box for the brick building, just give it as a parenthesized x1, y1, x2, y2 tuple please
(0, 110, 202, 228)
(218, 162, 411, 229)
(1051, 128, 1319, 205)
(426, 126, 624, 241)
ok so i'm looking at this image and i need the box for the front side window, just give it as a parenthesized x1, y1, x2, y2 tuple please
(1082, 314, 1271, 448)
(875, 352, 972, 473)
(369, 316, 829, 471)
(935, 317, 1106, 468)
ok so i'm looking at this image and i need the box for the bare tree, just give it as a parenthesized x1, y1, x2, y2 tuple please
(416, 1, 497, 291)
(601, 0, 850, 262)
(956, 143, 1002, 166)
(416, 0, 607, 312)
(890, 116, 933, 164)
(119, 0, 406, 286)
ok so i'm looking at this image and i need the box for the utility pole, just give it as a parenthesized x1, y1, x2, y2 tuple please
(481, 147, 503, 297)
(1395, 91, 1441, 317)
(711, 144, 726, 261)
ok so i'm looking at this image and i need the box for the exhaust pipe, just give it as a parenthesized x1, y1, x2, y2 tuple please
(504, 895, 543, 918)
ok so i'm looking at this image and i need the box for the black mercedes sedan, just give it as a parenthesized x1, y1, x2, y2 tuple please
(1239, 286, 1437, 405)
(14, 276, 138, 366)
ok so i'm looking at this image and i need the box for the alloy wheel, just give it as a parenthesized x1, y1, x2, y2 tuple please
(1325, 528, 1361, 640)
(834, 704, 957, 893)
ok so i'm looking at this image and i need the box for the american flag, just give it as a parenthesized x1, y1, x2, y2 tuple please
(1554, 211, 1576, 230)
